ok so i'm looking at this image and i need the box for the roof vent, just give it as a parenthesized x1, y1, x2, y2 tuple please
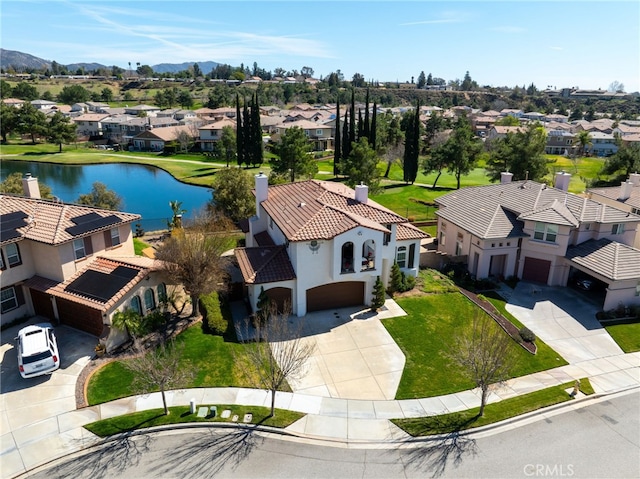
(299, 202, 306, 207)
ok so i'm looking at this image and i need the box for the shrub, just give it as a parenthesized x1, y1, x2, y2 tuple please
(142, 310, 167, 334)
(403, 274, 416, 291)
(519, 326, 536, 343)
(200, 291, 227, 335)
(388, 263, 403, 296)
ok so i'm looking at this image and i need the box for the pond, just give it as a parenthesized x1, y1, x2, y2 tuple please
(1, 160, 213, 232)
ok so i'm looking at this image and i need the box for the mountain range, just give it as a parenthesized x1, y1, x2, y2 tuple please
(0, 49, 219, 74)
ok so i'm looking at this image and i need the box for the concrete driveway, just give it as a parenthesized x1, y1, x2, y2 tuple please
(0, 319, 97, 477)
(505, 282, 624, 364)
(274, 299, 407, 401)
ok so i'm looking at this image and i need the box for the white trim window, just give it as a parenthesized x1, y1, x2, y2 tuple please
(5, 243, 21, 267)
(73, 239, 86, 259)
(533, 222, 558, 243)
(612, 223, 625, 235)
(110, 228, 120, 246)
(1, 287, 18, 313)
(396, 246, 407, 268)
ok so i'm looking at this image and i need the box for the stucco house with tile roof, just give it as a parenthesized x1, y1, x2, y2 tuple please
(587, 174, 640, 241)
(435, 172, 640, 311)
(235, 174, 428, 317)
(0, 175, 172, 351)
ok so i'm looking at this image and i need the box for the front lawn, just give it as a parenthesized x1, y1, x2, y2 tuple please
(370, 184, 445, 221)
(605, 322, 640, 353)
(84, 404, 303, 437)
(86, 325, 275, 406)
(383, 291, 566, 399)
(392, 378, 594, 436)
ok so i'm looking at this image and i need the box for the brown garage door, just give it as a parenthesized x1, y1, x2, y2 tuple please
(56, 298, 104, 336)
(522, 257, 551, 284)
(30, 289, 55, 320)
(306, 282, 365, 312)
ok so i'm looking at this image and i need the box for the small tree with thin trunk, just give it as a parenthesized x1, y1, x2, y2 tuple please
(125, 340, 194, 415)
(154, 211, 233, 317)
(449, 313, 517, 417)
(237, 302, 315, 417)
(371, 276, 386, 311)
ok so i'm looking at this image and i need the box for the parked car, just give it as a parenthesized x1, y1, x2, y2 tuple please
(15, 323, 60, 378)
(576, 278, 594, 291)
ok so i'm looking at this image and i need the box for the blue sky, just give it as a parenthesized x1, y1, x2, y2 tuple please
(2, 1, 639, 92)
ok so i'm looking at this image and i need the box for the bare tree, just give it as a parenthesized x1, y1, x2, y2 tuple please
(154, 211, 234, 317)
(237, 302, 315, 417)
(449, 313, 517, 417)
(125, 340, 194, 415)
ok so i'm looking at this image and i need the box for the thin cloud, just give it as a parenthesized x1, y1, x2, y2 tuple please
(400, 10, 469, 26)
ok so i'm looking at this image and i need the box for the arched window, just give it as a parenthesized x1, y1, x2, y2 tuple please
(157, 283, 167, 303)
(361, 239, 375, 271)
(396, 246, 407, 268)
(130, 296, 142, 316)
(341, 242, 354, 273)
(144, 288, 156, 311)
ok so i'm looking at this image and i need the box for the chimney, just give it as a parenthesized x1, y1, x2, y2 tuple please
(355, 182, 368, 203)
(500, 172, 513, 184)
(22, 173, 41, 199)
(618, 181, 633, 201)
(629, 172, 640, 186)
(554, 171, 571, 192)
(255, 172, 268, 217)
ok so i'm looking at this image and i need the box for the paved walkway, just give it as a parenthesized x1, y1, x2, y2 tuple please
(2, 291, 639, 478)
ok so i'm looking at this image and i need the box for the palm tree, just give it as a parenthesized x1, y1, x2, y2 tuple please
(111, 308, 143, 339)
(169, 200, 187, 229)
(574, 130, 592, 157)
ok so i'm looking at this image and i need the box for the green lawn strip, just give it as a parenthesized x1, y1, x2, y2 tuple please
(392, 378, 594, 437)
(84, 405, 304, 437)
(417, 268, 458, 294)
(605, 322, 640, 353)
(133, 238, 151, 255)
(370, 184, 446, 221)
(383, 292, 567, 399)
(87, 324, 279, 406)
(481, 291, 569, 373)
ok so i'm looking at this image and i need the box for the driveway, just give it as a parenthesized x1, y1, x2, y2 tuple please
(0, 319, 97, 478)
(505, 282, 624, 364)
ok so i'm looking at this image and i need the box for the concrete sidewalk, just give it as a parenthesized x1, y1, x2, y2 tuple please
(2, 352, 638, 478)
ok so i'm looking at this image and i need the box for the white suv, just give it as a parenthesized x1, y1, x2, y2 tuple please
(16, 323, 60, 378)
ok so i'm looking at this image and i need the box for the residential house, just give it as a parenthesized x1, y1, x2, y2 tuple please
(613, 123, 640, 137)
(544, 113, 569, 124)
(132, 125, 196, 151)
(235, 175, 428, 317)
(435, 172, 640, 311)
(486, 125, 526, 141)
(587, 173, 640, 240)
(31, 100, 57, 110)
(2, 98, 25, 108)
(72, 113, 111, 137)
(124, 104, 161, 117)
(500, 108, 524, 118)
(0, 175, 172, 351)
(545, 129, 577, 155)
(272, 120, 334, 151)
(198, 119, 236, 151)
(585, 132, 618, 157)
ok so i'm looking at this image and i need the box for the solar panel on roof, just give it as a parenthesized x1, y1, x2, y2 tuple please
(66, 213, 120, 236)
(0, 211, 29, 243)
(65, 265, 140, 303)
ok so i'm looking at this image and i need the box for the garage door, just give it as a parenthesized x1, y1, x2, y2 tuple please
(522, 257, 551, 284)
(56, 298, 104, 336)
(306, 282, 365, 312)
(30, 289, 55, 320)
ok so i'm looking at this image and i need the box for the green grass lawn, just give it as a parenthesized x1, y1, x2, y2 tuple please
(133, 238, 151, 255)
(84, 404, 303, 437)
(605, 322, 640, 353)
(382, 291, 566, 399)
(392, 378, 594, 436)
(87, 325, 275, 405)
(370, 184, 446, 221)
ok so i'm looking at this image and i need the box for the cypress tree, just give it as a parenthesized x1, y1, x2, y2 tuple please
(370, 102, 377, 151)
(342, 107, 351, 159)
(371, 276, 386, 311)
(403, 100, 420, 184)
(235, 94, 244, 166)
(334, 97, 341, 176)
(250, 92, 263, 166)
(357, 109, 364, 140)
(363, 88, 370, 140)
(349, 89, 356, 148)
(242, 98, 250, 167)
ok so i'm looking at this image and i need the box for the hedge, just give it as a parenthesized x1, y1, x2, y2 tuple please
(200, 291, 227, 335)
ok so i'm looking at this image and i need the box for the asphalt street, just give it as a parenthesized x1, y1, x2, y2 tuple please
(21, 389, 639, 479)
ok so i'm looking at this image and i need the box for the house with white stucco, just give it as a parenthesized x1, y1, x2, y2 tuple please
(234, 174, 428, 317)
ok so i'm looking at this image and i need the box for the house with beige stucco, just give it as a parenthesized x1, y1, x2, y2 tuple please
(234, 174, 428, 317)
(0, 175, 173, 351)
(435, 172, 640, 312)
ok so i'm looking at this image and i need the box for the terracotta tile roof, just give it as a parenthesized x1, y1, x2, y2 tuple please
(0, 195, 140, 246)
(260, 180, 406, 242)
(24, 256, 150, 311)
(134, 125, 194, 141)
(566, 239, 640, 281)
(396, 222, 430, 241)
(235, 246, 296, 284)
